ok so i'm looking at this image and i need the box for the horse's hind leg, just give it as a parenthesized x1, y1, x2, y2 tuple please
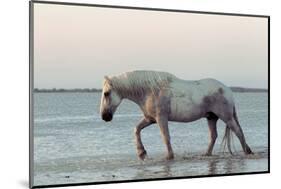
(205, 113, 219, 156)
(134, 117, 153, 160)
(226, 118, 253, 154)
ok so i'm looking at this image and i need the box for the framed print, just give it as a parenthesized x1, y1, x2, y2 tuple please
(29, 1, 270, 188)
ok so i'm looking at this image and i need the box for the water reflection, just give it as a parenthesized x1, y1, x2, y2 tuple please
(208, 159, 218, 175)
(224, 156, 246, 174)
(207, 155, 249, 175)
(133, 160, 173, 179)
(132, 152, 266, 180)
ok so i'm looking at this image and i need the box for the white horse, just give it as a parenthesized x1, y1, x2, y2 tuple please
(100, 70, 253, 160)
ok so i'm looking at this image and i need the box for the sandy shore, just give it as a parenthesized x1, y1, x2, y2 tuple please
(34, 149, 268, 186)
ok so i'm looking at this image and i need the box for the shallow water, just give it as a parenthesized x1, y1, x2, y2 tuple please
(33, 92, 268, 186)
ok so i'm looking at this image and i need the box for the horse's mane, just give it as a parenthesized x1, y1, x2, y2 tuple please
(109, 70, 177, 97)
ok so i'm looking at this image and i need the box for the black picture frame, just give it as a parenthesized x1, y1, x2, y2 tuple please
(29, 1, 270, 188)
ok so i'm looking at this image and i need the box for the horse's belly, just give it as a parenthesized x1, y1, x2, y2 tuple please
(169, 97, 203, 122)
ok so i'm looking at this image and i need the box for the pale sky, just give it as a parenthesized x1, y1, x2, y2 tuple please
(33, 3, 268, 89)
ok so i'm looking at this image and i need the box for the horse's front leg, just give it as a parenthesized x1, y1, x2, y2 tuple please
(157, 116, 174, 160)
(134, 117, 153, 160)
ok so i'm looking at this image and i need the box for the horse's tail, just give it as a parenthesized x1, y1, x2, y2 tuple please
(222, 106, 239, 155)
(222, 125, 233, 155)
(233, 106, 240, 127)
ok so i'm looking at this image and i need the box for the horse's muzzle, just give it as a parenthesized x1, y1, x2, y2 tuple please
(102, 112, 113, 122)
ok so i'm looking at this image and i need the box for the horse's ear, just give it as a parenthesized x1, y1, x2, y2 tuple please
(104, 76, 112, 86)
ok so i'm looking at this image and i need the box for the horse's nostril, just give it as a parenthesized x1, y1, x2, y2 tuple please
(102, 113, 113, 122)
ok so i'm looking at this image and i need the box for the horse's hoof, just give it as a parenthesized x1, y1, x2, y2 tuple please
(245, 151, 254, 155)
(245, 147, 254, 155)
(247, 150, 254, 155)
(138, 150, 147, 160)
(165, 154, 174, 160)
(204, 152, 212, 156)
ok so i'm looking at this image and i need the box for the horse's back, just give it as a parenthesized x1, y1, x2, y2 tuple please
(197, 78, 234, 101)
(168, 78, 235, 122)
(170, 78, 232, 98)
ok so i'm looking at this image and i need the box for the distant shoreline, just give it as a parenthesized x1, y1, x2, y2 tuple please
(33, 87, 268, 93)
(230, 87, 268, 93)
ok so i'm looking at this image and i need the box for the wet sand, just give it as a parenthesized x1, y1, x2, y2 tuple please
(34, 149, 268, 186)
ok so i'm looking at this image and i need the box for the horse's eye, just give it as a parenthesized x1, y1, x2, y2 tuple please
(104, 91, 110, 97)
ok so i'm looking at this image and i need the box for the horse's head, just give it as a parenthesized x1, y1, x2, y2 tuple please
(100, 76, 122, 122)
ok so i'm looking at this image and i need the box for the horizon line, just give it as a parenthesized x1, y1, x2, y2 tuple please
(33, 87, 268, 93)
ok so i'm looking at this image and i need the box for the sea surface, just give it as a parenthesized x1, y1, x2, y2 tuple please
(33, 92, 268, 186)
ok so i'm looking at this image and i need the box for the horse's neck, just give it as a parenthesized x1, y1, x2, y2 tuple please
(113, 79, 146, 107)
(126, 94, 146, 107)
(118, 89, 146, 107)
